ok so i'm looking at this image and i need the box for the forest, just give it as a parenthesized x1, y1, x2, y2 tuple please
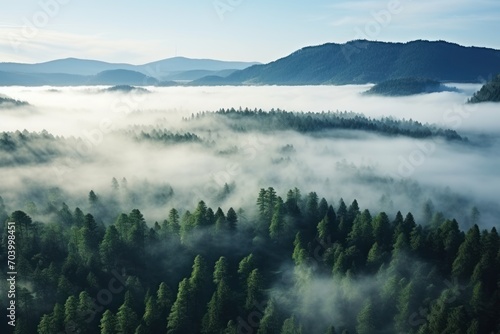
(1, 85, 499, 334)
(0, 184, 498, 334)
(468, 74, 500, 103)
(186, 109, 465, 141)
(363, 78, 458, 97)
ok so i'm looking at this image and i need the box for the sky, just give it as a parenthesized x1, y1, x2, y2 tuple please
(0, 0, 499, 64)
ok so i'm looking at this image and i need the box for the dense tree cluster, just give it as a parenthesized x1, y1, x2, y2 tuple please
(0, 96, 29, 107)
(192, 40, 500, 86)
(0, 130, 81, 167)
(189, 108, 465, 141)
(0, 186, 498, 334)
(127, 128, 202, 145)
(363, 78, 457, 97)
(468, 74, 500, 103)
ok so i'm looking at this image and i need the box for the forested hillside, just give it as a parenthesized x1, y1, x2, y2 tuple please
(187, 108, 466, 141)
(0, 186, 498, 334)
(468, 74, 500, 103)
(363, 78, 457, 96)
(0, 96, 29, 107)
(193, 40, 500, 85)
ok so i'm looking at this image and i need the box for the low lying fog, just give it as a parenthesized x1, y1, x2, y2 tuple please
(0, 84, 498, 228)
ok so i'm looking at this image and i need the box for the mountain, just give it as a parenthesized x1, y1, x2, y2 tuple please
(0, 70, 85, 86)
(468, 74, 500, 103)
(161, 69, 238, 82)
(364, 78, 459, 96)
(0, 57, 259, 78)
(136, 57, 259, 79)
(88, 69, 158, 86)
(0, 58, 136, 76)
(193, 40, 500, 85)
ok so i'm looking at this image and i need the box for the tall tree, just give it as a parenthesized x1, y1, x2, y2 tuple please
(167, 278, 192, 334)
(116, 291, 139, 334)
(356, 300, 376, 334)
(280, 315, 303, 334)
(269, 197, 286, 240)
(257, 299, 283, 334)
(452, 225, 481, 280)
(100, 310, 116, 334)
(245, 269, 264, 311)
(226, 208, 238, 231)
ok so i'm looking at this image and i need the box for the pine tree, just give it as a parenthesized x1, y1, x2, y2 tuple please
(116, 291, 139, 334)
(269, 197, 285, 240)
(213, 256, 229, 285)
(280, 315, 303, 334)
(100, 225, 121, 269)
(167, 208, 180, 235)
(202, 279, 232, 333)
(394, 281, 417, 333)
(372, 212, 392, 251)
(78, 291, 95, 329)
(257, 299, 283, 334)
(61, 295, 82, 333)
(157, 282, 173, 319)
(238, 254, 256, 283)
(143, 293, 159, 328)
(167, 279, 192, 334)
(100, 310, 116, 334)
(245, 269, 264, 311)
(226, 208, 238, 231)
(366, 242, 384, 271)
(356, 300, 376, 334)
(452, 225, 481, 280)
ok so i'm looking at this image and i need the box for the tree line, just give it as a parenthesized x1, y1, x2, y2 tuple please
(0, 186, 498, 333)
(188, 108, 465, 141)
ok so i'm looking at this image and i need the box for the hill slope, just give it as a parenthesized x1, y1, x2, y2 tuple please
(88, 69, 159, 86)
(193, 40, 500, 85)
(468, 74, 500, 103)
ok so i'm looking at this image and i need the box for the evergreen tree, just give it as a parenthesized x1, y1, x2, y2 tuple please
(100, 225, 121, 269)
(226, 207, 238, 231)
(245, 269, 264, 311)
(257, 299, 283, 334)
(213, 256, 229, 285)
(167, 278, 192, 334)
(356, 300, 375, 334)
(63, 295, 79, 332)
(269, 197, 286, 240)
(100, 310, 116, 334)
(280, 315, 303, 334)
(238, 254, 256, 283)
(452, 225, 481, 280)
(116, 291, 139, 334)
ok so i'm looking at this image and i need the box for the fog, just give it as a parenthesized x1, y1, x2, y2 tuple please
(0, 85, 499, 229)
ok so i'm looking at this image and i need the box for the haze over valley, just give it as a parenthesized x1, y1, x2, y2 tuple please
(1, 1, 500, 333)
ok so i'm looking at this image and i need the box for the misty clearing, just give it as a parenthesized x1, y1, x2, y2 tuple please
(0, 85, 499, 334)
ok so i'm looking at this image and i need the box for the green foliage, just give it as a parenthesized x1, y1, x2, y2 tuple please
(356, 300, 375, 334)
(364, 77, 456, 96)
(468, 74, 500, 103)
(194, 41, 500, 85)
(1, 187, 499, 334)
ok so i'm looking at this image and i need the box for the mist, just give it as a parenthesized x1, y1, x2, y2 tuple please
(0, 85, 499, 229)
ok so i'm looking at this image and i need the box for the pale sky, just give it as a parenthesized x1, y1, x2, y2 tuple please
(1, 0, 499, 64)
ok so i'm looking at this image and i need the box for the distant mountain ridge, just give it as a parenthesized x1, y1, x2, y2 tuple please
(0, 57, 259, 78)
(2, 40, 500, 86)
(193, 40, 500, 85)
